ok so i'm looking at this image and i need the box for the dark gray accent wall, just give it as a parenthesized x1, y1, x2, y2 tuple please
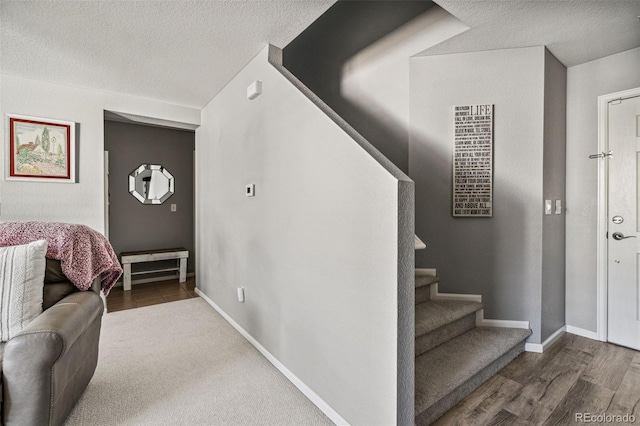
(541, 49, 567, 341)
(283, 0, 434, 173)
(105, 120, 195, 273)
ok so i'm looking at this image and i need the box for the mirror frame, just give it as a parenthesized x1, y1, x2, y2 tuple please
(128, 164, 174, 205)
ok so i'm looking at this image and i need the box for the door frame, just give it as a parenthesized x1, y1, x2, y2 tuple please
(104, 150, 109, 240)
(596, 87, 640, 342)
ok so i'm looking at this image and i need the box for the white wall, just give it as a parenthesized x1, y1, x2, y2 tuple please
(196, 46, 412, 425)
(340, 6, 468, 177)
(0, 74, 200, 233)
(410, 46, 562, 343)
(565, 47, 640, 332)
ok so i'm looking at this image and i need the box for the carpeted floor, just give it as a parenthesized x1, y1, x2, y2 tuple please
(65, 298, 332, 426)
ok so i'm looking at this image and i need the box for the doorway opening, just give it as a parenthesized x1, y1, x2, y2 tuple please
(596, 87, 640, 349)
(103, 112, 196, 308)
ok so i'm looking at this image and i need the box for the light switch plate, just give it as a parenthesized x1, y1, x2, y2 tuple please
(170, 203, 177, 212)
(545, 200, 552, 215)
(555, 200, 562, 214)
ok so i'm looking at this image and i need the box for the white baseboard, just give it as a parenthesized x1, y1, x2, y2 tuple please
(525, 326, 567, 353)
(475, 310, 530, 330)
(417, 269, 482, 303)
(194, 288, 349, 426)
(566, 325, 600, 341)
(524, 343, 543, 353)
(415, 268, 437, 276)
(432, 290, 482, 303)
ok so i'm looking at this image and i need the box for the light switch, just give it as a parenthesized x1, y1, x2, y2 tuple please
(545, 200, 552, 215)
(555, 200, 562, 215)
(170, 203, 177, 212)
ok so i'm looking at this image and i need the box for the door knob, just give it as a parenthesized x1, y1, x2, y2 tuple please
(612, 232, 636, 241)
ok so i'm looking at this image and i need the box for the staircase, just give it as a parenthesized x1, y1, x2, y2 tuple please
(413, 269, 531, 425)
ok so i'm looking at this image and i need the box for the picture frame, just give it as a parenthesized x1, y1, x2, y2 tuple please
(6, 114, 76, 182)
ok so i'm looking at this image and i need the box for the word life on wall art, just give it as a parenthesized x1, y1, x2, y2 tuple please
(452, 104, 493, 217)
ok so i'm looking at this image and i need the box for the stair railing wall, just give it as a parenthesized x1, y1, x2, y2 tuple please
(195, 45, 415, 426)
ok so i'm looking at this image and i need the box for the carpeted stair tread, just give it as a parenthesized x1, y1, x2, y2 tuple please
(415, 327, 531, 416)
(415, 300, 483, 338)
(416, 274, 438, 289)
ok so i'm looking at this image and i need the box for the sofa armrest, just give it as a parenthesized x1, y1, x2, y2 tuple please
(8, 291, 103, 351)
(2, 291, 103, 425)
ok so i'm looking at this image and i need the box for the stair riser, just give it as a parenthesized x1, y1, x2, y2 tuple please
(415, 313, 475, 357)
(415, 341, 527, 425)
(415, 285, 431, 304)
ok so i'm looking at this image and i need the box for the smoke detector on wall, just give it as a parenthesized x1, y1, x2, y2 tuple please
(247, 80, 262, 100)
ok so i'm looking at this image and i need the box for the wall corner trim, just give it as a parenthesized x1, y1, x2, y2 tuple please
(194, 288, 351, 426)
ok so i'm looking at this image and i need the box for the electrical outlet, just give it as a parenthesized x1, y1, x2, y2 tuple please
(245, 184, 255, 197)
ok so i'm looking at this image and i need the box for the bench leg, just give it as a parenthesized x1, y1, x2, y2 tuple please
(123, 263, 132, 291)
(179, 258, 187, 283)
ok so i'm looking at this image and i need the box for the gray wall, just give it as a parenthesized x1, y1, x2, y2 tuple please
(105, 120, 195, 273)
(565, 47, 640, 332)
(283, 0, 434, 173)
(196, 46, 412, 425)
(410, 46, 566, 343)
(541, 49, 567, 341)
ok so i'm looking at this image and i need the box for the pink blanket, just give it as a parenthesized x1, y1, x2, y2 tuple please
(0, 221, 122, 295)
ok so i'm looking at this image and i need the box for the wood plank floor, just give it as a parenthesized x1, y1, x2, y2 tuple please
(105, 277, 197, 312)
(434, 333, 640, 425)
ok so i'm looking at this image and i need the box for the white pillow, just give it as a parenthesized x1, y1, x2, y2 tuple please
(0, 240, 47, 342)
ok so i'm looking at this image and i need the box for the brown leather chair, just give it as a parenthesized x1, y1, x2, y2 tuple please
(1, 259, 104, 426)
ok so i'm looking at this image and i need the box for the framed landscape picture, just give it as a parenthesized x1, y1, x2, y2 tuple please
(7, 114, 76, 182)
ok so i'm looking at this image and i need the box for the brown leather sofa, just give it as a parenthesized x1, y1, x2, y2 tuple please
(1, 259, 104, 426)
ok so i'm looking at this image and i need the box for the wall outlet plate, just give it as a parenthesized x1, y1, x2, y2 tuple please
(555, 199, 562, 215)
(245, 184, 255, 197)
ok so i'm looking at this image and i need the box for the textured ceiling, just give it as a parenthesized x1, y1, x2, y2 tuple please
(423, 0, 640, 66)
(2, 1, 638, 110)
(0, 0, 335, 109)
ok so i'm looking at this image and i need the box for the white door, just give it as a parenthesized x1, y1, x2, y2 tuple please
(607, 94, 640, 350)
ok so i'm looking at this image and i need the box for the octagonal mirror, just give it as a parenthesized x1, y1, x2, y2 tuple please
(129, 164, 174, 204)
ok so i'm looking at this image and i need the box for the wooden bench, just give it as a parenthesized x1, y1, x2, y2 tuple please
(121, 248, 189, 291)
